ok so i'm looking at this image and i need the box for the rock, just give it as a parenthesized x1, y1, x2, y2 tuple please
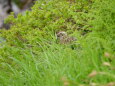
(0, 0, 12, 29)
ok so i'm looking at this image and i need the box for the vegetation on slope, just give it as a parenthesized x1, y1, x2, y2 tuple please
(0, 0, 115, 86)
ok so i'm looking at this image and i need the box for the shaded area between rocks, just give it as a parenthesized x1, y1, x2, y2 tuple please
(0, 0, 35, 29)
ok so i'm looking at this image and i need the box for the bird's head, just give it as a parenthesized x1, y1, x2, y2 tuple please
(56, 31, 67, 39)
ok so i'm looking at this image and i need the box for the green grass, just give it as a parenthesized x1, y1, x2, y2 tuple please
(0, 0, 115, 86)
(0, 36, 114, 86)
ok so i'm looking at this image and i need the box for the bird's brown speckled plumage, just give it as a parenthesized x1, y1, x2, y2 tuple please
(56, 31, 76, 44)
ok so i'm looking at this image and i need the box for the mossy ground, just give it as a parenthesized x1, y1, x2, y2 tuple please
(0, 0, 115, 86)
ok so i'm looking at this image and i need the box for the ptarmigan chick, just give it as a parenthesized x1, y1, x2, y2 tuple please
(56, 31, 76, 44)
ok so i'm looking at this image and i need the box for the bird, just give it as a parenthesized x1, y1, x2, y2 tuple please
(56, 31, 76, 44)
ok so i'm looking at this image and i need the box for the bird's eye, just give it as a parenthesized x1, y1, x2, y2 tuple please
(57, 34, 60, 38)
(61, 34, 64, 36)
